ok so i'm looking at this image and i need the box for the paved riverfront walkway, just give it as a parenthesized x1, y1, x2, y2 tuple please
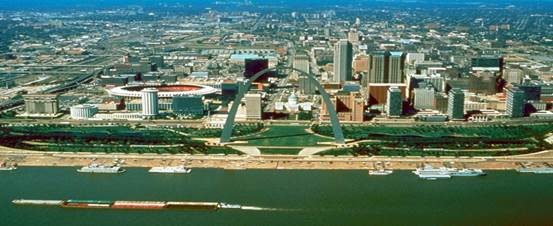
(298, 147, 335, 156)
(3, 144, 553, 170)
(228, 146, 261, 155)
(226, 145, 335, 156)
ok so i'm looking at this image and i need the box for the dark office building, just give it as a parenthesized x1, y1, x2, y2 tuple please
(149, 56, 165, 69)
(222, 81, 239, 99)
(244, 59, 269, 83)
(516, 83, 541, 101)
(160, 75, 177, 83)
(101, 76, 128, 86)
(172, 95, 205, 115)
(471, 57, 503, 69)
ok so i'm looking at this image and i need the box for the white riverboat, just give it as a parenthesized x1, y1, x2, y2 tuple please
(148, 166, 192, 174)
(77, 163, 125, 174)
(412, 165, 454, 180)
(368, 169, 393, 176)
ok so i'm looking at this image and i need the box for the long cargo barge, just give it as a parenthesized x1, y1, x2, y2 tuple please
(12, 199, 228, 211)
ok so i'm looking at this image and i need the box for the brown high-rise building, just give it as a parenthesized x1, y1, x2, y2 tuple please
(320, 91, 364, 122)
(367, 83, 407, 106)
(353, 54, 370, 73)
(469, 71, 501, 95)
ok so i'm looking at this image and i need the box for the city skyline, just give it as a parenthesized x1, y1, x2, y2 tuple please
(0, 1, 552, 225)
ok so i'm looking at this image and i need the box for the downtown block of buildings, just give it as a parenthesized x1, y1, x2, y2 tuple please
(5, 9, 553, 126)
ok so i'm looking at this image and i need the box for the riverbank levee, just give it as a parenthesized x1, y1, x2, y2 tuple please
(2, 145, 553, 170)
(2, 123, 553, 165)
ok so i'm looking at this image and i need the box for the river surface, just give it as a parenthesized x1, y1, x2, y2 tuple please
(1, 167, 552, 226)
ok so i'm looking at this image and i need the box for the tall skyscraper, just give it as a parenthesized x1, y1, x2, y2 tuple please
(506, 87, 525, 118)
(141, 88, 159, 118)
(368, 51, 390, 83)
(368, 51, 406, 84)
(388, 51, 406, 83)
(293, 54, 310, 78)
(447, 88, 465, 120)
(333, 40, 353, 82)
(245, 92, 262, 120)
(293, 54, 316, 94)
(386, 87, 402, 118)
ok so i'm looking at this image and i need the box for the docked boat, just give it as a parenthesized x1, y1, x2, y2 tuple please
(0, 162, 17, 171)
(368, 169, 393, 176)
(412, 165, 453, 180)
(77, 163, 125, 174)
(516, 167, 553, 174)
(148, 166, 191, 174)
(450, 168, 486, 177)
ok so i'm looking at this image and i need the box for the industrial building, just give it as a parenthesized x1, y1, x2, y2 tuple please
(22, 94, 60, 117)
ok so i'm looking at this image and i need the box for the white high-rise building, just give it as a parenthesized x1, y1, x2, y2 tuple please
(245, 93, 262, 120)
(413, 85, 436, 110)
(141, 88, 159, 117)
(406, 53, 425, 65)
(504, 68, 524, 84)
(333, 40, 353, 82)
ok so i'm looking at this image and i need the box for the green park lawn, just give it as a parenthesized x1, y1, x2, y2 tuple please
(258, 148, 303, 155)
(234, 125, 334, 147)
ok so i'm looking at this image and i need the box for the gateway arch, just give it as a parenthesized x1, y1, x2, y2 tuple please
(220, 66, 345, 144)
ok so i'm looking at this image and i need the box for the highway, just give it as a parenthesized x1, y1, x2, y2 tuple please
(263, 40, 295, 113)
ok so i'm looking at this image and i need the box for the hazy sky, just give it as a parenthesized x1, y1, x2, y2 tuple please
(1, 0, 552, 10)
